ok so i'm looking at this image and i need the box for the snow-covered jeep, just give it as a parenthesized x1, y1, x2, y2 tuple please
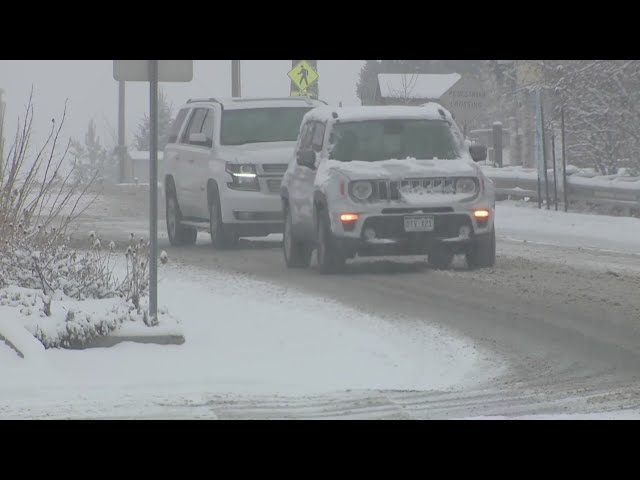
(280, 104, 495, 273)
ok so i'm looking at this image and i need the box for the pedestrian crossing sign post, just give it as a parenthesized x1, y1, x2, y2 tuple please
(288, 60, 318, 98)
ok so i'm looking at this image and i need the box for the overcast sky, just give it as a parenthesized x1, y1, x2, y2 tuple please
(0, 60, 365, 151)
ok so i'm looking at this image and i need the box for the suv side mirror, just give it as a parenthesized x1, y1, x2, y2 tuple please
(296, 150, 316, 169)
(469, 144, 487, 162)
(189, 132, 211, 147)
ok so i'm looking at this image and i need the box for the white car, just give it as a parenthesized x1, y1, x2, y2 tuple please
(164, 96, 325, 248)
(280, 103, 496, 273)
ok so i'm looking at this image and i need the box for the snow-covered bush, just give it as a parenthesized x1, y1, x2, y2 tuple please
(0, 93, 171, 347)
(116, 234, 151, 317)
(0, 226, 118, 300)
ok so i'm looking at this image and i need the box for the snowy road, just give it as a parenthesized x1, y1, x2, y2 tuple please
(9, 198, 640, 419)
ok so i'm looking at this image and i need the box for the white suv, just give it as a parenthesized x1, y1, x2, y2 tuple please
(164, 96, 325, 248)
(280, 104, 496, 273)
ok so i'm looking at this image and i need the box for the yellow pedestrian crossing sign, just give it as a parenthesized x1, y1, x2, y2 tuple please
(288, 60, 318, 96)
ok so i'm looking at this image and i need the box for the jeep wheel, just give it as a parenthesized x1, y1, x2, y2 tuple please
(467, 230, 496, 269)
(283, 205, 312, 268)
(317, 210, 346, 274)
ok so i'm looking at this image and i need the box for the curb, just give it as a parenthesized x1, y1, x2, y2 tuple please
(75, 334, 186, 349)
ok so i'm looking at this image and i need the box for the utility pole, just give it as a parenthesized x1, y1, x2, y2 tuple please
(0, 89, 5, 163)
(232, 61, 241, 97)
(117, 81, 126, 183)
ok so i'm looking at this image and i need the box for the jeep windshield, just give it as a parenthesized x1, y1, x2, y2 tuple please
(329, 119, 460, 162)
(221, 107, 313, 145)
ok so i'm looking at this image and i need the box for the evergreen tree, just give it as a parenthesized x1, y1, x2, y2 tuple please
(134, 88, 174, 151)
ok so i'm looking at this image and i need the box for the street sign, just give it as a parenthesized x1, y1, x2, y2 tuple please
(438, 76, 488, 125)
(113, 60, 193, 82)
(288, 60, 318, 98)
(112, 60, 193, 324)
(516, 62, 543, 86)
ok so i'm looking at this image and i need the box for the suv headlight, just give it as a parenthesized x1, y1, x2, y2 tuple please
(455, 177, 478, 195)
(350, 181, 374, 201)
(226, 163, 259, 191)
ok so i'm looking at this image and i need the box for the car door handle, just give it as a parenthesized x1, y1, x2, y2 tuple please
(175, 155, 181, 162)
(188, 157, 195, 163)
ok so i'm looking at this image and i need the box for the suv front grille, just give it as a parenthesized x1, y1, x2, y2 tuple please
(262, 164, 288, 174)
(376, 178, 456, 201)
(266, 178, 282, 193)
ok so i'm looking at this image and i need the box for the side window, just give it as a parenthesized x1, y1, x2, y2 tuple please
(200, 109, 215, 147)
(181, 108, 207, 144)
(167, 108, 189, 144)
(311, 122, 325, 152)
(299, 122, 315, 151)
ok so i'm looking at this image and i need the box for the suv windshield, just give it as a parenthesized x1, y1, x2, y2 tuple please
(329, 119, 460, 162)
(221, 107, 313, 145)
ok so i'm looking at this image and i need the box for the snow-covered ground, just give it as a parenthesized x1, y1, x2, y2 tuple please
(464, 410, 640, 420)
(496, 200, 640, 254)
(0, 262, 503, 419)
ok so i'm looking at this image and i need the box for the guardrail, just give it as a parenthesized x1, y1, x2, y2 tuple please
(481, 166, 640, 211)
(123, 152, 639, 212)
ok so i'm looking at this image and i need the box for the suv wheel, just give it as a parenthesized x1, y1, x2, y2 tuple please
(429, 243, 454, 270)
(283, 204, 312, 268)
(467, 230, 496, 269)
(317, 209, 346, 274)
(209, 189, 238, 249)
(166, 190, 197, 246)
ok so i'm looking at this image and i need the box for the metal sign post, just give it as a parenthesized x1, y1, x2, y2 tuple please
(232, 61, 241, 97)
(561, 105, 568, 212)
(113, 60, 193, 323)
(149, 60, 159, 322)
(534, 89, 543, 209)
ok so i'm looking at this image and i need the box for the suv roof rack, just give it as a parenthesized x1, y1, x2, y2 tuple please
(186, 97, 222, 104)
(186, 96, 327, 107)
(231, 96, 326, 105)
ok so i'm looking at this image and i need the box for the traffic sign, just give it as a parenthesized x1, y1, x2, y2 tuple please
(516, 62, 543, 86)
(113, 60, 193, 82)
(439, 76, 488, 125)
(288, 60, 318, 97)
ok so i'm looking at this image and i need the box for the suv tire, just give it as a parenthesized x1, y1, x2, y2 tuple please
(166, 189, 197, 246)
(209, 188, 238, 249)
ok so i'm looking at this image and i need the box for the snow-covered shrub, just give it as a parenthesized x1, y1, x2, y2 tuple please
(8, 290, 175, 349)
(0, 226, 118, 301)
(116, 234, 150, 312)
(0, 94, 172, 348)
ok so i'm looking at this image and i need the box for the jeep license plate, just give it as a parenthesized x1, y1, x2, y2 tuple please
(404, 215, 434, 232)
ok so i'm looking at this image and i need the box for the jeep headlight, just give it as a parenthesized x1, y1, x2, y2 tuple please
(350, 181, 374, 201)
(455, 177, 477, 195)
(226, 163, 259, 191)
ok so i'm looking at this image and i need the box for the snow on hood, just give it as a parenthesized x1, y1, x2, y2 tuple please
(320, 158, 480, 182)
(219, 141, 296, 165)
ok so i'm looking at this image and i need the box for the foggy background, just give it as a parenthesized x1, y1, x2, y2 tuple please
(0, 60, 365, 149)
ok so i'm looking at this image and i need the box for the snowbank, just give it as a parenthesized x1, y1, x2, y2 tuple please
(496, 201, 640, 254)
(0, 286, 181, 350)
(0, 263, 503, 418)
